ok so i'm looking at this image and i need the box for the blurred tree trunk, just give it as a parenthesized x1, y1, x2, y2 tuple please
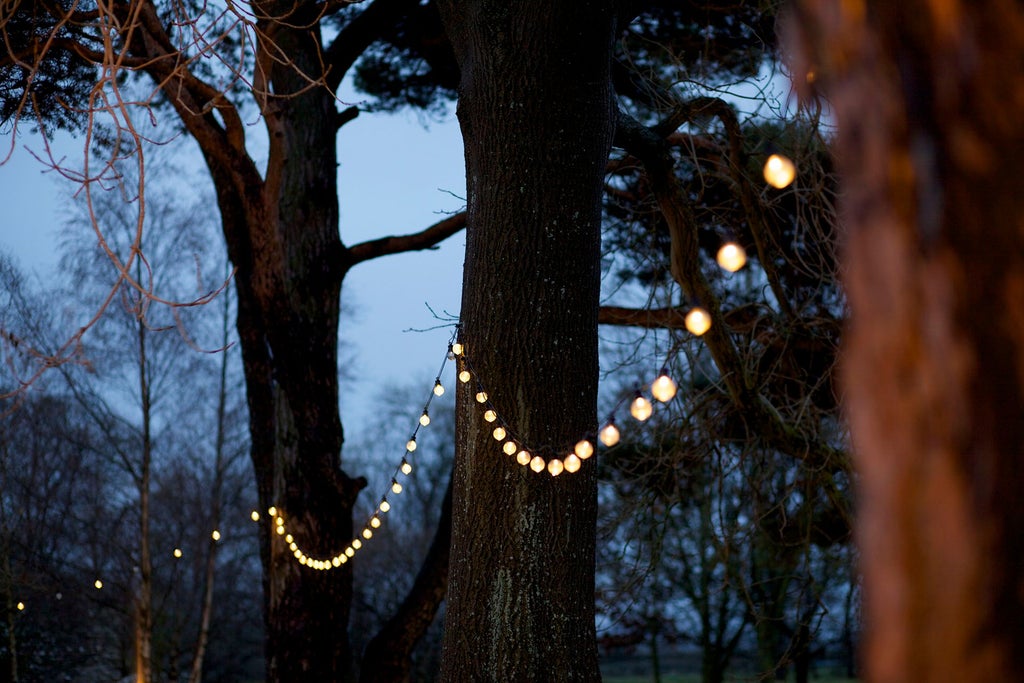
(134, 283, 153, 683)
(436, 0, 615, 678)
(791, 1, 1024, 680)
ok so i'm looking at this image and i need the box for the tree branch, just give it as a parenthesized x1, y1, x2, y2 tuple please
(323, 0, 415, 92)
(346, 211, 466, 266)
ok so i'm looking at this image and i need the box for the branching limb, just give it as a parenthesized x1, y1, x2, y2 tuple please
(347, 211, 466, 266)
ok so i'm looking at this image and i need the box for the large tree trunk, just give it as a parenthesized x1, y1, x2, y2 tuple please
(790, 2, 1024, 680)
(437, 0, 616, 679)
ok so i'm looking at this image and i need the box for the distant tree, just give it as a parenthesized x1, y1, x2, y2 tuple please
(789, 1, 1024, 680)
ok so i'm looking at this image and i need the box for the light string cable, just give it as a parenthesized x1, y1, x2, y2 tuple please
(268, 326, 460, 571)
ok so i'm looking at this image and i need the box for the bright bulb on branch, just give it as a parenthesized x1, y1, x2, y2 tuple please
(16, 602, 24, 611)
(268, 506, 278, 517)
(599, 422, 621, 447)
(685, 307, 712, 336)
(574, 440, 594, 460)
(250, 510, 260, 522)
(401, 460, 413, 475)
(484, 409, 497, 422)
(392, 481, 403, 494)
(763, 153, 796, 189)
(492, 426, 507, 441)
(362, 528, 373, 539)
(379, 500, 391, 513)
(459, 370, 472, 383)
(716, 242, 747, 272)
(173, 548, 183, 558)
(433, 380, 445, 396)
(530, 456, 546, 473)
(503, 441, 518, 455)
(352, 539, 362, 550)
(419, 411, 430, 426)
(651, 372, 677, 403)
(371, 516, 381, 528)
(406, 438, 417, 452)
(94, 580, 103, 590)
(630, 394, 653, 421)
(564, 454, 582, 473)
(475, 391, 488, 404)
(211, 530, 221, 541)
(451, 342, 463, 356)
(548, 459, 564, 476)
(517, 450, 532, 466)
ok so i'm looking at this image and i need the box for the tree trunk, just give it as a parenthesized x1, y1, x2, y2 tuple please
(135, 312, 153, 683)
(437, 1, 616, 679)
(790, 1, 1024, 680)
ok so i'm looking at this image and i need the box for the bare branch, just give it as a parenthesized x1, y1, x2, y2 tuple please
(347, 211, 466, 266)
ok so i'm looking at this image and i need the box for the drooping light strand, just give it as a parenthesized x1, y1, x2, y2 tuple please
(650, 369, 678, 403)
(630, 392, 653, 421)
(716, 241, 747, 272)
(685, 307, 712, 336)
(763, 153, 796, 189)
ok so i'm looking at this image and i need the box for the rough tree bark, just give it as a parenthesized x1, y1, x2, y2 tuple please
(790, 1, 1024, 680)
(436, 0, 616, 679)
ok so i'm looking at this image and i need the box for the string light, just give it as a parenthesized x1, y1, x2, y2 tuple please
(433, 380, 445, 396)
(716, 241, 747, 272)
(406, 438, 417, 452)
(484, 409, 497, 422)
(268, 506, 278, 517)
(380, 500, 391, 513)
(419, 411, 430, 426)
(599, 421, 621, 447)
(400, 459, 413, 475)
(517, 450, 532, 466)
(492, 426, 507, 441)
(547, 459, 564, 476)
(391, 480, 403, 495)
(173, 548, 183, 558)
(451, 342, 464, 356)
(685, 307, 712, 336)
(564, 454, 582, 473)
(94, 580, 103, 590)
(651, 370, 677, 403)
(250, 510, 260, 522)
(475, 391, 488, 404)
(16, 601, 24, 611)
(764, 153, 796, 189)
(211, 530, 221, 541)
(503, 441, 518, 455)
(574, 439, 594, 460)
(530, 456, 545, 473)
(459, 370, 471, 383)
(630, 393, 653, 421)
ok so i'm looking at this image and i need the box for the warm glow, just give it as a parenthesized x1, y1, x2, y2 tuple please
(286, 534, 294, 543)
(564, 454, 582, 473)
(362, 528, 373, 539)
(211, 530, 221, 541)
(250, 510, 260, 522)
(433, 380, 445, 396)
(651, 372, 677, 403)
(716, 242, 747, 272)
(530, 456, 546, 473)
(406, 438, 417, 452)
(574, 440, 594, 460)
(503, 441, 518, 455)
(493, 426, 507, 441)
(332, 557, 341, 567)
(685, 307, 712, 336)
(173, 548, 183, 558)
(419, 412, 430, 426)
(392, 481, 403, 494)
(370, 516, 382, 528)
(475, 391, 488, 404)
(401, 461, 413, 475)
(380, 500, 391, 513)
(268, 506, 278, 517)
(276, 525, 285, 535)
(94, 580, 103, 590)
(548, 459, 564, 476)
(517, 450, 532, 466)
(16, 602, 24, 611)
(345, 547, 355, 558)
(599, 422, 621, 447)
(763, 153, 796, 189)
(289, 542, 298, 551)
(352, 539, 363, 550)
(459, 370, 472, 383)
(451, 342, 464, 356)
(484, 409, 497, 422)
(630, 395, 653, 421)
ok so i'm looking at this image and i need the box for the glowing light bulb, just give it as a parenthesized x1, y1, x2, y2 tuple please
(332, 557, 341, 567)
(599, 422, 621, 447)
(406, 438, 417, 452)
(459, 370, 471, 383)
(352, 539, 363, 550)
(564, 454, 582, 473)
(517, 450, 532, 466)
(685, 307, 712, 336)
(484, 409, 497, 422)
(289, 541, 298, 551)
(370, 516, 381, 528)
(173, 548, 183, 558)
(401, 460, 413, 475)
(285, 534, 294, 543)
(294, 549, 303, 559)
(716, 242, 747, 272)
(276, 524, 285, 535)
(475, 391, 488, 404)
(268, 506, 278, 517)
(392, 481, 403, 494)
(530, 456, 546, 473)
(433, 380, 445, 396)
(503, 441, 517, 455)
(574, 439, 594, 460)
(492, 426, 507, 441)
(362, 528, 373, 539)
(630, 394, 653, 421)
(419, 411, 430, 427)
(379, 500, 391, 513)
(16, 601, 24, 611)
(275, 516, 284, 527)
(339, 555, 348, 564)
(345, 547, 355, 558)
(211, 530, 221, 541)
(94, 580, 103, 590)
(548, 459, 564, 476)
(651, 371, 677, 403)
(452, 342, 464, 356)
(250, 510, 260, 522)
(763, 153, 796, 189)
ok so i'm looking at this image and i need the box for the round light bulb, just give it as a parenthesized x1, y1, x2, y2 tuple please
(492, 426, 507, 441)
(276, 525, 285, 535)
(362, 528, 373, 539)
(574, 439, 594, 460)
(406, 438, 417, 452)
(564, 454, 582, 473)
(599, 422, 621, 447)
(211, 530, 221, 541)
(339, 554, 348, 564)
(433, 380, 445, 396)
(275, 516, 284, 527)
(94, 580, 103, 590)
(716, 242, 747, 272)
(530, 456, 546, 473)
(651, 373, 677, 403)
(484, 409, 497, 422)
(548, 459, 564, 476)
(517, 450, 532, 466)
(268, 506, 277, 517)
(250, 510, 260, 522)
(285, 533, 294, 543)
(352, 539, 363, 550)
(459, 370, 471, 383)
(451, 342, 464, 356)
(763, 153, 796, 189)
(391, 481, 403, 494)
(332, 557, 341, 567)
(401, 461, 413, 475)
(173, 548, 182, 558)
(503, 441, 517, 455)
(630, 395, 653, 421)
(16, 601, 24, 611)
(475, 391, 488, 404)
(345, 547, 355, 557)
(289, 541, 298, 551)
(419, 412, 430, 426)
(370, 516, 381, 528)
(685, 307, 712, 336)
(379, 500, 391, 513)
